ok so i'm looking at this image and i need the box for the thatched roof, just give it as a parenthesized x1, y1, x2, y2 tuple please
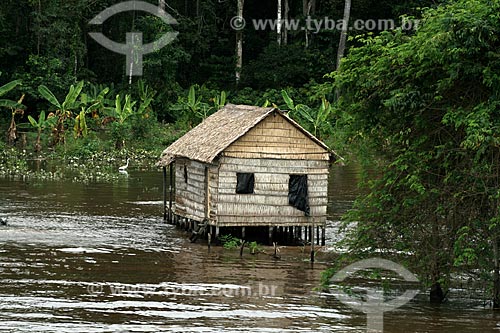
(157, 104, 336, 166)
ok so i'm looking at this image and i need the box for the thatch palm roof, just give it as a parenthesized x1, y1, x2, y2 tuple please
(157, 104, 335, 166)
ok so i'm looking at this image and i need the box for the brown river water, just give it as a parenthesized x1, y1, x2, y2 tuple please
(0, 164, 499, 332)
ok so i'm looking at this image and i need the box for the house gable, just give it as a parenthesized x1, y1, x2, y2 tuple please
(223, 112, 330, 160)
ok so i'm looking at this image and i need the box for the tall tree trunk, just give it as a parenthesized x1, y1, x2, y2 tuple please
(277, 0, 282, 45)
(429, 217, 445, 304)
(37, 0, 41, 56)
(493, 236, 500, 308)
(283, 0, 289, 45)
(494, 151, 500, 308)
(159, 0, 166, 13)
(303, 0, 313, 48)
(336, 0, 351, 70)
(235, 0, 245, 84)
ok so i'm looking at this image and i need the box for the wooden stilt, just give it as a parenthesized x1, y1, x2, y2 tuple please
(240, 240, 245, 257)
(316, 226, 320, 245)
(304, 226, 308, 242)
(215, 226, 220, 239)
(310, 221, 315, 262)
(169, 163, 174, 224)
(163, 167, 167, 221)
(268, 226, 273, 245)
(321, 226, 326, 246)
(242, 226, 246, 240)
(208, 232, 211, 251)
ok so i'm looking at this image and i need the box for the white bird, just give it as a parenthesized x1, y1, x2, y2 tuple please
(119, 158, 130, 171)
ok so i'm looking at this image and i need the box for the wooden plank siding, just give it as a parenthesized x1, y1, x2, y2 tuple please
(173, 159, 205, 221)
(208, 164, 219, 221)
(174, 159, 218, 223)
(223, 113, 330, 161)
(216, 156, 329, 227)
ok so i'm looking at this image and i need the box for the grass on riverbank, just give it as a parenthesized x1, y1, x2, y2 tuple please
(0, 122, 184, 183)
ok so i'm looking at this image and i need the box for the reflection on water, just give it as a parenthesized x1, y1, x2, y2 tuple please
(0, 165, 499, 332)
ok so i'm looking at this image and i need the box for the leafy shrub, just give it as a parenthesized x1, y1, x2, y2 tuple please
(219, 234, 242, 250)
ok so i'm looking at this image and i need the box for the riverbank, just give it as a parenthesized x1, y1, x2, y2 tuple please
(0, 145, 162, 183)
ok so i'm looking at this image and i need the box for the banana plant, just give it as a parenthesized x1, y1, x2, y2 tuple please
(38, 81, 84, 145)
(281, 90, 333, 139)
(27, 111, 56, 152)
(212, 90, 227, 110)
(0, 79, 22, 108)
(80, 85, 110, 121)
(104, 94, 137, 149)
(0, 80, 25, 144)
(112, 94, 136, 124)
(137, 79, 156, 119)
(186, 85, 211, 120)
(73, 103, 98, 139)
(77, 86, 110, 136)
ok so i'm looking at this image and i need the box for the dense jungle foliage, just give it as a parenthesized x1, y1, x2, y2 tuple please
(0, 0, 437, 154)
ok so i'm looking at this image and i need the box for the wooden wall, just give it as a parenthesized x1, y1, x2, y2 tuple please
(174, 158, 218, 222)
(223, 112, 329, 161)
(216, 156, 329, 227)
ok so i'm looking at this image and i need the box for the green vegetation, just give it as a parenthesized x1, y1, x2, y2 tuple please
(219, 235, 242, 250)
(323, 0, 500, 307)
(247, 241, 263, 255)
(0, 0, 438, 167)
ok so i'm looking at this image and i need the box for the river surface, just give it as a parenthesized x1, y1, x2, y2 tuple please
(0, 164, 499, 332)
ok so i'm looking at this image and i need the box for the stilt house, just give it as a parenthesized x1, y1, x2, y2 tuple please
(157, 104, 337, 244)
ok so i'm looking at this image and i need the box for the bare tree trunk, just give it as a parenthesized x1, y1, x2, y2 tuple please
(277, 0, 282, 45)
(494, 237, 500, 308)
(235, 0, 245, 84)
(494, 152, 500, 309)
(283, 0, 289, 45)
(37, 0, 41, 56)
(159, 0, 166, 13)
(429, 217, 445, 304)
(336, 0, 351, 70)
(303, 0, 312, 48)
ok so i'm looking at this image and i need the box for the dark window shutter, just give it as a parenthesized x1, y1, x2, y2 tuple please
(288, 174, 310, 216)
(236, 173, 255, 194)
